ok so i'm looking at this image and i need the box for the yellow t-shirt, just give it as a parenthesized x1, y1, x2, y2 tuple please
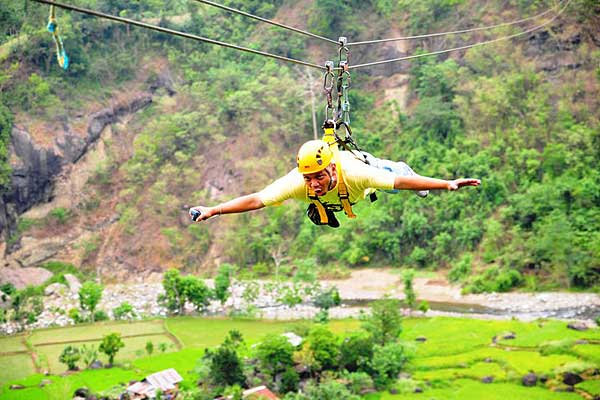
(258, 151, 396, 211)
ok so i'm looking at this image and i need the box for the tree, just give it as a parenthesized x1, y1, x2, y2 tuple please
(182, 275, 212, 311)
(145, 341, 154, 356)
(99, 332, 125, 366)
(59, 345, 80, 370)
(362, 297, 403, 346)
(160, 269, 186, 314)
(339, 332, 375, 373)
(79, 281, 104, 322)
(313, 286, 341, 323)
(214, 263, 236, 305)
(402, 269, 416, 310)
(207, 346, 246, 388)
(306, 326, 339, 372)
(255, 334, 295, 379)
(371, 342, 412, 387)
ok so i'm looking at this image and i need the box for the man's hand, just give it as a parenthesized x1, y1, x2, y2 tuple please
(448, 178, 481, 191)
(189, 206, 216, 222)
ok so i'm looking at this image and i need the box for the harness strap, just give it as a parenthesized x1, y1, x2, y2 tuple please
(307, 190, 329, 224)
(314, 125, 357, 220)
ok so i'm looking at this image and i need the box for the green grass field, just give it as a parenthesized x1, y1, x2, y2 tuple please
(37, 334, 177, 374)
(0, 354, 36, 384)
(0, 335, 28, 353)
(0, 316, 598, 400)
(28, 320, 164, 345)
(367, 379, 584, 400)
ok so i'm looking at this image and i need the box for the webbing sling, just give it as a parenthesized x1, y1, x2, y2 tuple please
(306, 127, 356, 224)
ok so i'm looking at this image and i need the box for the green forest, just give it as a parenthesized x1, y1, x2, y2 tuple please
(0, 0, 599, 293)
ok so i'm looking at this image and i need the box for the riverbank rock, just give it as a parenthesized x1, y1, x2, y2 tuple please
(481, 376, 494, 383)
(522, 373, 538, 386)
(64, 274, 82, 293)
(562, 372, 583, 386)
(45, 282, 68, 296)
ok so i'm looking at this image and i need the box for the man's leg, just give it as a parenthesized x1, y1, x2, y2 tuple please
(363, 152, 429, 198)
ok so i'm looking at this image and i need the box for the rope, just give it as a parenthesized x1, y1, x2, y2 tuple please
(347, 0, 563, 46)
(30, 0, 326, 71)
(350, 0, 571, 70)
(47, 5, 69, 69)
(191, 0, 338, 45)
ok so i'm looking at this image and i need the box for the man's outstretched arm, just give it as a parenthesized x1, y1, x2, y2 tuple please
(190, 193, 266, 222)
(394, 175, 481, 191)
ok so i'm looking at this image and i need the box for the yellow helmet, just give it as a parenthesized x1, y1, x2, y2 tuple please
(297, 140, 333, 174)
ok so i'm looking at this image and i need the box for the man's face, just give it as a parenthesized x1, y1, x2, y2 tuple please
(303, 164, 336, 196)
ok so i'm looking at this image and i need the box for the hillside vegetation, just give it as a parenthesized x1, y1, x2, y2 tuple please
(0, 0, 599, 291)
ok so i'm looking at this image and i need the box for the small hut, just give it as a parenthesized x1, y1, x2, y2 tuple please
(126, 368, 183, 399)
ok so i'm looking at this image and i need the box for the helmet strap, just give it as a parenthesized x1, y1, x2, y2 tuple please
(325, 164, 337, 191)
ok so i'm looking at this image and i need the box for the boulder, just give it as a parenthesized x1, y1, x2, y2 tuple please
(414, 387, 423, 393)
(522, 373, 538, 387)
(567, 321, 591, 331)
(44, 282, 67, 296)
(0, 267, 53, 289)
(9, 384, 25, 390)
(415, 336, 427, 342)
(89, 360, 103, 369)
(39, 379, 52, 387)
(502, 332, 516, 340)
(481, 376, 494, 384)
(74, 387, 89, 398)
(562, 372, 583, 386)
(64, 274, 82, 294)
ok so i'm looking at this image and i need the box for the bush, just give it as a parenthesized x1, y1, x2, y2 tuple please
(49, 207, 71, 225)
(448, 254, 472, 282)
(539, 339, 575, 356)
(94, 310, 109, 321)
(68, 308, 84, 323)
(280, 367, 299, 393)
(0, 282, 16, 296)
(112, 302, 137, 320)
(345, 371, 374, 395)
(59, 345, 81, 370)
(464, 267, 523, 293)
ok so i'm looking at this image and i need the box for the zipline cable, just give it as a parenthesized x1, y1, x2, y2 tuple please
(347, 0, 563, 46)
(350, 0, 571, 70)
(29, 0, 327, 70)
(191, 0, 338, 45)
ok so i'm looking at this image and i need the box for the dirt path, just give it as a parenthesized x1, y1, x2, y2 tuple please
(322, 269, 470, 302)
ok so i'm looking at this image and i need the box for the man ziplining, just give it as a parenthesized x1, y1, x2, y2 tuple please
(189, 138, 481, 227)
